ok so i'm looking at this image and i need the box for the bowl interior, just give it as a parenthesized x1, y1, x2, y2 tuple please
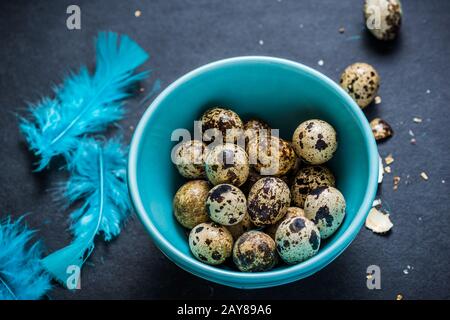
(132, 57, 374, 276)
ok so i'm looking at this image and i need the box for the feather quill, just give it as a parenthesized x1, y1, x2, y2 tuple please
(20, 32, 149, 170)
(0, 216, 51, 300)
(41, 137, 131, 285)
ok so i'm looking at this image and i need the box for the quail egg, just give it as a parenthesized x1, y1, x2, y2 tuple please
(340, 63, 380, 109)
(241, 169, 290, 195)
(275, 216, 320, 264)
(200, 107, 244, 144)
(173, 140, 206, 179)
(370, 118, 393, 141)
(304, 186, 346, 239)
(265, 207, 305, 239)
(291, 165, 336, 208)
(233, 231, 278, 272)
(244, 118, 270, 132)
(173, 180, 211, 229)
(247, 177, 291, 226)
(364, 0, 402, 41)
(244, 119, 271, 144)
(292, 119, 337, 164)
(189, 222, 233, 265)
(247, 135, 296, 176)
(206, 184, 247, 226)
(365, 207, 394, 234)
(205, 143, 249, 186)
(227, 213, 255, 240)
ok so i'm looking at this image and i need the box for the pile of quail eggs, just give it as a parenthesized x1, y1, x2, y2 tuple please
(171, 0, 404, 272)
(172, 107, 347, 272)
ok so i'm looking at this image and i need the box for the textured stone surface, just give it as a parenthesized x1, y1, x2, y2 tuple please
(0, 0, 449, 299)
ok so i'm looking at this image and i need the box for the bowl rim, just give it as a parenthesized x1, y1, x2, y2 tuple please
(128, 56, 379, 283)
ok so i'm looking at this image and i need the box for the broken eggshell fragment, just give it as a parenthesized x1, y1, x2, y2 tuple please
(378, 155, 384, 184)
(370, 118, 393, 141)
(365, 207, 393, 234)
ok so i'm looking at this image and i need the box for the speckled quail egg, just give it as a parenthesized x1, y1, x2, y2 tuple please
(227, 213, 255, 240)
(291, 165, 336, 208)
(241, 169, 291, 195)
(340, 63, 380, 109)
(265, 207, 305, 239)
(244, 119, 271, 132)
(247, 177, 291, 226)
(304, 186, 346, 239)
(189, 222, 233, 265)
(370, 118, 393, 141)
(244, 119, 271, 143)
(200, 107, 244, 144)
(173, 140, 206, 179)
(233, 231, 278, 272)
(364, 0, 402, 41)
(206, 184, 247, 226)
(292, 120, 337, 165)
(173, 180, 211, 229)
(247, 135, 296, 176)
(205, 143, 249, 186)
(275, 216, 320, 264)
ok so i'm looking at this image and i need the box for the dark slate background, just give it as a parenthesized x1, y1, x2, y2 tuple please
(0, 0, 449, 300)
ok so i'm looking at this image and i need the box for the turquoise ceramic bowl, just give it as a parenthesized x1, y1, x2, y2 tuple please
(128, 56, 378, 289)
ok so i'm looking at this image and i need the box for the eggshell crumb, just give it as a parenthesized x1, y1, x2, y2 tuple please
(365, 207, 393, 234)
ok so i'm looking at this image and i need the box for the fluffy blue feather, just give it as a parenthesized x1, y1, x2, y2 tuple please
(20, 32, 149, 171)
(41, 137, 131, 285)
(0, 216, 51, 300)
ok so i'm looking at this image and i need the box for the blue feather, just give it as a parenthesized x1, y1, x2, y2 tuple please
(0, 216, 51, 300)
(19, 32, 149, 171)
(41, 137, 131, 285)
